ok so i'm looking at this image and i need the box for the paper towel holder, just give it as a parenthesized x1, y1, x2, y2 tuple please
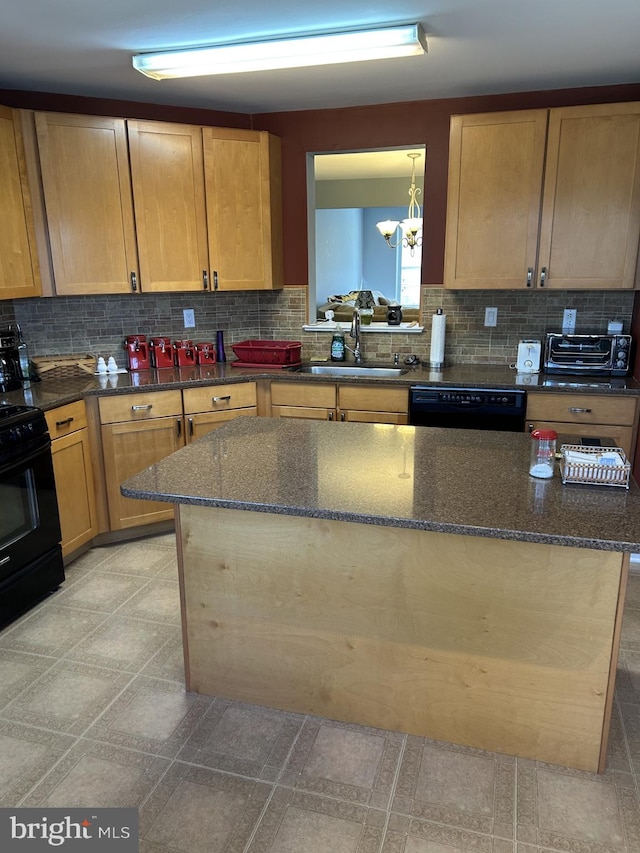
(429, 307, 446, 369)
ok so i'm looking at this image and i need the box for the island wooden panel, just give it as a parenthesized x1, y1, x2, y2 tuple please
(177, 504, 627, 772)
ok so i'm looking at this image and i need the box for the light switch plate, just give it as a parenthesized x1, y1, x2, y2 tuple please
(183, 308, 196, 328)
(484, 307, 497, 327)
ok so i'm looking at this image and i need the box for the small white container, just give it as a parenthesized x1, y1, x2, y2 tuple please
(96, 356, 107, 374)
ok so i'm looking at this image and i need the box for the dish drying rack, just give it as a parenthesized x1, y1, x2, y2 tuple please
(560, 444, 631, 489)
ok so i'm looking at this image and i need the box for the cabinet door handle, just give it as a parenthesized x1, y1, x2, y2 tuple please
(203, 270, 209, 290)
(130, 271, 138, 292)
(131, 404, 153, 412)
(55, 417, 74, 428)
(212, 395, 231, 404)
(213, 270, 219, 291)
(340, 411, 345, 421)
(189, 417, 194, 436)
(328, 411, 334, 420)
(539, 266, 547, 287)
(526, 267, 533, 288)
(176, 418, 182, 438)
(527, 423, 535, 433)
(569, 407, 591, 414)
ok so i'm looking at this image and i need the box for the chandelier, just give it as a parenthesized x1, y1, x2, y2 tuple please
(375, 152, 423, 254)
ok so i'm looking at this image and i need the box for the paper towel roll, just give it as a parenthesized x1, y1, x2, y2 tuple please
(429, 310, 446, 367)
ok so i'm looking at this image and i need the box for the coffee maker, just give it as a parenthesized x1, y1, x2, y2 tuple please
(0, 329, 23, 392)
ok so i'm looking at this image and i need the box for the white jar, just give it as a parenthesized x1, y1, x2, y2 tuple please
(529, 429, 557, 479)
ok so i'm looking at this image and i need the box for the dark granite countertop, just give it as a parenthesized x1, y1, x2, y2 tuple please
(121, 416, 640, 553)
(2, 362, 639, 412)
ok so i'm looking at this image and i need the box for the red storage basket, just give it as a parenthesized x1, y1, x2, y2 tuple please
(231, 340, 302, 366)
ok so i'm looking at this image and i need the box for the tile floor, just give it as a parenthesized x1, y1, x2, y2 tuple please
(1, 535, 640, 852)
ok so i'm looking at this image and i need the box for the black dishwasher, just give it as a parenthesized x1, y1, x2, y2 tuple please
(409, 386, 526, 432)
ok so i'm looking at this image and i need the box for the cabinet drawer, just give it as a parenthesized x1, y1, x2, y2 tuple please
(526, 393, 637, 426)
(99, 390, 183, 423)
(270, 381, 336, 409)
(183, 382, 257, 413)
(45, 400, 87, 436)
(338, 384, 408, 414)
(342, 410, 408, 425)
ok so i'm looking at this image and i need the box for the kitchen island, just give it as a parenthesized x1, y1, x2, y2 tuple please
(121, 416, 640, 772)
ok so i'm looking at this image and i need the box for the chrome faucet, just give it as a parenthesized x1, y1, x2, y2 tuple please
(346, 309, 362, 363)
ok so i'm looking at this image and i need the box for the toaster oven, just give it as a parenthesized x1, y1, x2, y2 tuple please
(543, 333, 632, 376)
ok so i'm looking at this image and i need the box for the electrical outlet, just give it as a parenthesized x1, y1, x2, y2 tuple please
(183, 308, 196, 329)
(484, 307, 497, 327)
(562, 308, 576, 334)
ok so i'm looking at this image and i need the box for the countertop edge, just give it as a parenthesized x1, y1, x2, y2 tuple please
(6, 362, 640, 413)
(119, 483, 640, 554)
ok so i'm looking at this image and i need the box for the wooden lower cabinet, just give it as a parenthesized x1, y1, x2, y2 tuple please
(183, 382, 257, 441)
(270, 381, 337, 420)
(526, 393, 638, 459)
(99, 391, 184, 530)
(338, 384, 409, 424)
(45, 401, 97, 558)
(270, 381, 409, 424)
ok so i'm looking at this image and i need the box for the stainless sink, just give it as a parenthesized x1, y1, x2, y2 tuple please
(294, 364, 409, 377)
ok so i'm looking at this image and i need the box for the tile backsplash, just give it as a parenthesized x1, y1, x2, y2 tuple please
(6, 286, 635, 368)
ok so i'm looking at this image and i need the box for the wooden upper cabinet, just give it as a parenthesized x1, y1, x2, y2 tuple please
(35, 113, 138, 295)
(203, 128, 283, 291)
(127, 120, 210, 293)
(444, 109, 548, 289)
(444, 102, 640, 290)
(538, 103, 640, 289)
(0, 105, 41, 299)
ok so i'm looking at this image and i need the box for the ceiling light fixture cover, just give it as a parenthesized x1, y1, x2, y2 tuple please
(132, 23, 427, 80)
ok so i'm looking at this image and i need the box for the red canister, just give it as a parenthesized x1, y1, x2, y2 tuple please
(150, 337, 173, 369)
(123, 335, 150, 371)
(173, 340, 196, 367)
(195, 342, 216, 365)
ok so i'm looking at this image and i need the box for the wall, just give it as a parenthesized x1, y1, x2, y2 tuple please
(252, 82, 640, 288)
(1, 82, 639, 368)
(11, 292, 263, 367)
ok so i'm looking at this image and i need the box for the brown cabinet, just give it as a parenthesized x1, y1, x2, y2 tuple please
(270, 381, 409, 424)
(99, 391, 184, 530)
(0, 105, 41, 299)
(526, 393, 638, 459)
(45, 401, 97, 558)
(183, 382, 258, 441)
(30, 112, 283, 296)
(270, 381, 338, 420)
(338, 384, 409, 424)
(127, 120, 209, 293)
(34, 113, 138, 295)
(203, 128, 283, 291)
(444, 102, 640, 290)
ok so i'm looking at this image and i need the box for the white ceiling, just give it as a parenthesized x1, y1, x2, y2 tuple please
(1, 1, 639, 115)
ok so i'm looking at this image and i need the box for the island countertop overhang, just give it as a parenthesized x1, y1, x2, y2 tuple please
(120, 416, 640, 553)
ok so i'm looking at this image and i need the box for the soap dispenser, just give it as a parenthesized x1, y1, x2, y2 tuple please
(330, 326, 346, 361)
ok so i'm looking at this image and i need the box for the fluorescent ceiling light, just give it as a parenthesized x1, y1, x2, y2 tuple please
(132, 24, 427, 80)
